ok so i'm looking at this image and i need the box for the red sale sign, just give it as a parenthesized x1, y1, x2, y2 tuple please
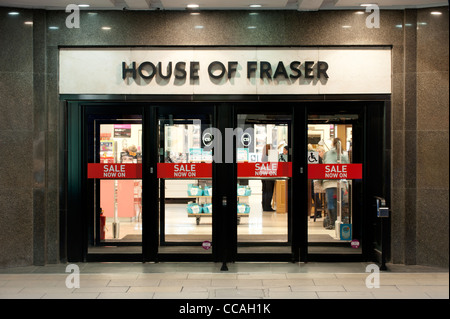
(238, 162, 292, 178)
(88, 163, 142, 179)
(157, 163, 212, 178)
(308, 164, 362, 179)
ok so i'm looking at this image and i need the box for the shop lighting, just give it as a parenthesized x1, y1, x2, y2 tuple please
(247, 26, 257, 29)
(342, 25, 352, 28)
(102, 26, 111, 30)
(354, 11, 365, 14)
(187, 4, 199, 8)
(78, 4, 90, 7)
(48, 26, 59, 30)
(24, 21, 33, 25)
(360, 3, 377, 6)
(8, 11, 19, 15)
(249, 4, 262, 8)
(431, 11, 442, 15)
(194, 25, 204, 29)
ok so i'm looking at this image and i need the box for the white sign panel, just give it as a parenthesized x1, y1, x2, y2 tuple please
(59, 47, 392, 95)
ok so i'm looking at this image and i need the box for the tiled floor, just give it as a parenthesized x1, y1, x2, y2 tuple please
(0, 262, 447, 300)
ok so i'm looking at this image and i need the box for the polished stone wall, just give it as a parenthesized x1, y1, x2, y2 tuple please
(0, 8, 35, 267)
(0, 6, 448, 268)
(415, 8, 449, 266)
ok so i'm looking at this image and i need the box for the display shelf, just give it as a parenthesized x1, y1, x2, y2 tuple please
(188, 212, 250, 225)
(186, 183, 251, 225)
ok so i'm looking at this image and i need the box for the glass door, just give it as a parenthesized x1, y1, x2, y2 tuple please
(156, 106, 214, 257)
(235, 111, 293, 257)
(306, 111, 363, 257)
(85, 110, 143, 256)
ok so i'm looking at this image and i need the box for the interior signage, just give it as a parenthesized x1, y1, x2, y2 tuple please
(157, 162, 292, 179)
(157, 163, 212, 178)
(307, 164, 362, 179)
(238, 162, 292, 178)
(88, 163, 142, 179)
(122, 60, 329, 82)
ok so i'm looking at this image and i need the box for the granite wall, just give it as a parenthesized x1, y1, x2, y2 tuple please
(0, 6, 448, 268)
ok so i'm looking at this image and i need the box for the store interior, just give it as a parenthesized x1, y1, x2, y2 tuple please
(93, 115, 359, 254)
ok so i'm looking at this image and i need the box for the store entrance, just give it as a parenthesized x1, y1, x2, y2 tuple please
(67, 100, 388, 264)
(84, 105, 144, 259)
(156, 106, 215, 259)
(234, 110, 293, 259)
(306, 111, 363, 257)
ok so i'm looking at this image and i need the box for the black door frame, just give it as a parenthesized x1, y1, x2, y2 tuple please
(151, 103, 217, 262)
(64, 96, 390, 265)
(231, 103, 297, 262)
(302, 101, 390, 263)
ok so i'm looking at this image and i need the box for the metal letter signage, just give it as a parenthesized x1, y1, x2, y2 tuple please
(59, 47, 392, 95)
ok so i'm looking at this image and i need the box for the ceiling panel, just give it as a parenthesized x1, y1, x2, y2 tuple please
(0, 0, 115, 9)
(298, 0, 324, 11)
(0, 0, 447, 10)
(160, 0, 289, 9)
(335, 0, 448, 8)
(124, 0, 150, 10)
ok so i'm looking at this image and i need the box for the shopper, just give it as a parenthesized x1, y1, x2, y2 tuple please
(322, 138, 349, 229)
(278, 145, 288, 162)
(313, 146, 325, 219)
(261, 144, 275, 212)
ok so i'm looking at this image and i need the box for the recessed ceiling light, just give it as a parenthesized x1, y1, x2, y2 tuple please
(78, 4, 90, 7)
(360, 3, 377, 7)
(8, 11, 19, 15)
(247, 26, 257, 29)
(194, 25, 204, 29)
(249, 4, 262, 8)
(342, 25, 352, 28)
(190, 12, 200, 15)
(187, 4, 199, 8)
(354, 11, 365, 14)
(24, 21, 33, 25)
(102, 26, 111, 30)
(48, 26, 59, 30)
(431, 11, 442, 15)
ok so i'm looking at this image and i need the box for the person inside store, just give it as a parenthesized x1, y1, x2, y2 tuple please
(261, 144, 275, 212)
(278, 145, 289, 162)
(121, 144, 138, 163)
(312, 146, 325, 218)
(322, 138, 349, 230)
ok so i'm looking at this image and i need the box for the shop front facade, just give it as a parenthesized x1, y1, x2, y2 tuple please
(0, 6, 448, 268)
